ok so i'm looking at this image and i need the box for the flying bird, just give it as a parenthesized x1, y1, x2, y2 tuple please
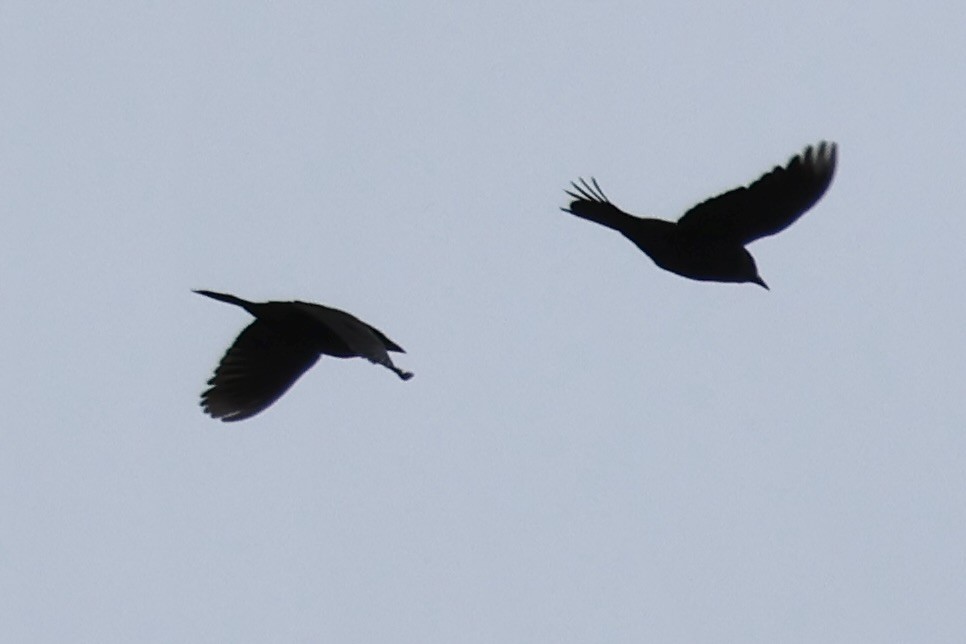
(562, 142, 837, 288)
(195, 290, 412, 422)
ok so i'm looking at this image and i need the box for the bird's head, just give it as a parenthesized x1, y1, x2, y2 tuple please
(750, 274, 769, 290)
(737, 249, 769, 290)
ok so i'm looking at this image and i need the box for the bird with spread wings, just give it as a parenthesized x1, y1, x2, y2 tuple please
(562, 142, 837, 289)
(196, 290, 412, 422)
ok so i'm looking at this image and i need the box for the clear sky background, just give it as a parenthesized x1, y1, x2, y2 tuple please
(3, 1, 965, 642)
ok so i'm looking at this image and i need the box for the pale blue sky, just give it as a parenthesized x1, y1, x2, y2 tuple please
(2, 1, 965, 641)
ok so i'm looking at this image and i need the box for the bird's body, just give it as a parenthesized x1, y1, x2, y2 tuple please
(196, 290, 412, 422)
(562, 142, 837, 288)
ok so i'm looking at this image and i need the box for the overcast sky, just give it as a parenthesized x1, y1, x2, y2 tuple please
(3, 1, 965, 642)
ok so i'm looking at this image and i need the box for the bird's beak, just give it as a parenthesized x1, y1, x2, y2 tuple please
(753, 275, 769, 290)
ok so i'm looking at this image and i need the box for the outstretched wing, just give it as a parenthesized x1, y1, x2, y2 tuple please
(201, 320, 320, 422)
(677, 142, 837, 244)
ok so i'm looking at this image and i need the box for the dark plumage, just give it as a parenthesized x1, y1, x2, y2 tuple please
(196, 290, 412, 422)
(562, 142, 837, 288)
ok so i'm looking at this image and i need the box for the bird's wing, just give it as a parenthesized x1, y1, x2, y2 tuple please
(561, 177, 635, 231)
(201, 320, 319, 422)
(676, 142, 837, 244)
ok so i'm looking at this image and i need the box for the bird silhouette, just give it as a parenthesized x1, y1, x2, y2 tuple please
(562, 142, 837, 288)
(195, 290, 412, 422)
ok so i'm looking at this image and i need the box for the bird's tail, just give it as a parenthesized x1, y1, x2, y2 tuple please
(193, 290, 253, 309)
(561, 177, 630, 231)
